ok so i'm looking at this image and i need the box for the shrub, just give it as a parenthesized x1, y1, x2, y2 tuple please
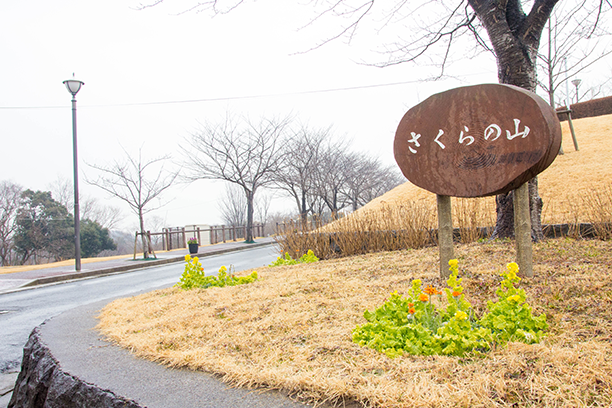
(352, 260, 547, 357)
(176, 254, 258, 290)
(270, 249, 319, 267)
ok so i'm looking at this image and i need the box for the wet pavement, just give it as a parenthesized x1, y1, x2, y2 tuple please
(0, 237, 276, 294)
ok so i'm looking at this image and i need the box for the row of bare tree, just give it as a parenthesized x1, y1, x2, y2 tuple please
(41, 116, 403, 260)
(183, 117, 404, 244)
(142, 0, 611, 243)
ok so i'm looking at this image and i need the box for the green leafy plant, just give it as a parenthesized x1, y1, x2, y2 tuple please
(353, 260, 546, 358)
(270, 249, 319, 267)
(176, 254, 258, 290)
(479, 262, 548, 343)
(187, 237, 198, 245)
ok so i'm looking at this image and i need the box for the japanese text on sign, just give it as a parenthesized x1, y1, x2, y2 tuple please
(406, 119, 530, 154)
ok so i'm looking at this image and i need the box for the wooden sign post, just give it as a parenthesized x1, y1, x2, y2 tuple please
(394, 84, 562, 277)
(514, 183, 533, 277)
(437, 195, 454, 278)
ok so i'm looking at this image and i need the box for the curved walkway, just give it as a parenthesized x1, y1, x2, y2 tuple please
(5, 238, 324, 407)
(9, 299, 314, 408)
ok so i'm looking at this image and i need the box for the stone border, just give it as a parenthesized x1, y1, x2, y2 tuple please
(9, 327, 140, 408)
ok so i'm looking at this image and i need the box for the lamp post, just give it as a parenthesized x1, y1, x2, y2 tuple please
(63, 76, 85, 271)
(571, 79, 582, 103)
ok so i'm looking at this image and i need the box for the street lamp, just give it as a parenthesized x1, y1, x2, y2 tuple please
(571, 79, 582, 103)
(63, 76, 85, 271)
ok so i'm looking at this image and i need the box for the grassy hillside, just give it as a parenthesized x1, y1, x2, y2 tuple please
(97, 114, 612, 408)
(353, 113, 612, 227)
(99, 239, 612, 408)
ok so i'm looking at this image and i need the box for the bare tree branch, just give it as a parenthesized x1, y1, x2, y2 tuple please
(87, 147, 178, 258)
(182, 114, 290, 242)
(0, 180, 23, 266)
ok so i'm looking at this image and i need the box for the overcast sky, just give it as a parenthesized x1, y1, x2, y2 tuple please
(0, 0, 549, 231)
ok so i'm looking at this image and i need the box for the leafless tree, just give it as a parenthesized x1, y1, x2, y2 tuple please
(147, 0, 610, 240)
(87, 148, 178, 259)
(183, 114, 289, 243)
(0, 181, 23, 266)
(538, 0, 612, 108)
(273, 125, 328, 224)
(291, 0, 608, 239)
(48, 177, 124, 230)
(218, 183, 247, 227)
(255, 191, 272, 233)
(342, 153, 404, 212)
(313, 138, 352, 218)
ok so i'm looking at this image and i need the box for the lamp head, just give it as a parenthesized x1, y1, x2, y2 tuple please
(571, 79, 582, 87)
(63, 75, 85, 96)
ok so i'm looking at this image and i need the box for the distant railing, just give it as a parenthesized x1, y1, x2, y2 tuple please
(134, 224, 265, 253)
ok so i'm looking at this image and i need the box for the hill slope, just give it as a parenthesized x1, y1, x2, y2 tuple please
(348, 113, 612, 227)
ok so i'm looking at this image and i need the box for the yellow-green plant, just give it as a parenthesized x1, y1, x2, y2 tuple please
(479, 262, 548, 343)
(353, 260, 546, 357)
(176, 254, 258, 290)
(270, 249, 319, 267)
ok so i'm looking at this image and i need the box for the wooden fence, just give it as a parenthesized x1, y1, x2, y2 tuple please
(135, 224, 265, 252)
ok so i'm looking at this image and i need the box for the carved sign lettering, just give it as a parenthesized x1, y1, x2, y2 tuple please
(394, 84, 562, 197)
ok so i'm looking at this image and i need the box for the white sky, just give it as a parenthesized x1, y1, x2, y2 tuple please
(5, 0, 597, 232)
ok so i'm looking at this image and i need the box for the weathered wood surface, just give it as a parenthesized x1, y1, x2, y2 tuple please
(394, 84, 562, 198)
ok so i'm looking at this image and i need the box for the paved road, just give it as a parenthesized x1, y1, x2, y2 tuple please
(0, 244, 279, 406)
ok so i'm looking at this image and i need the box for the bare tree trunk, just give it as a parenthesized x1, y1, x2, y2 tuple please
(529, 177, 544, 241)
(245, 189, 255, 243)
(300, 191, 308, 227)
(139, 209, 149, 258)
(468, 0, 553, 241)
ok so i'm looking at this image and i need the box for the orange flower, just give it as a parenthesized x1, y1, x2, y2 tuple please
(408, 302, 414, 307)
(409, 307, 416, 314)
(452, 291, 462, 297)
(418, 293, 429, 302)
(424, 285, 440, 295)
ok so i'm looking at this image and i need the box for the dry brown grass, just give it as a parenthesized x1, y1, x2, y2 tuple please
(98, 238, 612, 408)
(278, 201, 440, 259)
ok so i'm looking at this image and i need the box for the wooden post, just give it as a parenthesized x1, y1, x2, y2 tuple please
(436, 195, 454, 278)
(197, 227, 201, 245)
(513, 183, 533, 277)
(133, 232, 138, 260)
(557, 109, 579, 152)
(147, 231, 151, 253)
(147, 231, 157, 259)
(567, 112, 579, 151)
(222, 225, 226, 243)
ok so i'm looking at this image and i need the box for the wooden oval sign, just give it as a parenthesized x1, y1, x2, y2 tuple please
(394, 84, 562, 197)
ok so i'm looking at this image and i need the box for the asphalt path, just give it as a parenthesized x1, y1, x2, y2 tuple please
(0, 244, 279, 374)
